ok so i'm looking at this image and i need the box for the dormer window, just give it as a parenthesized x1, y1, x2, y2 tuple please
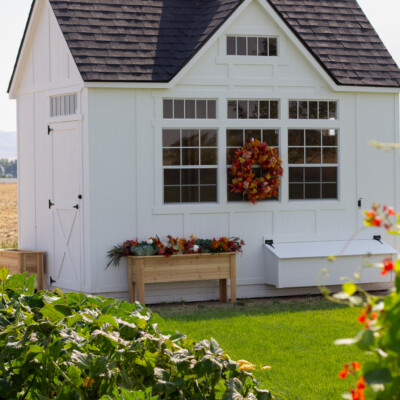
(227, 36, 278, 56)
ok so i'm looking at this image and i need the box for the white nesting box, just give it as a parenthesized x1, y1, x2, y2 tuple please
(264, 238, 397, 288)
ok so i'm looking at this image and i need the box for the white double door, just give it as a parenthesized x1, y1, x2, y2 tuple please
(47, 120, 83, 291)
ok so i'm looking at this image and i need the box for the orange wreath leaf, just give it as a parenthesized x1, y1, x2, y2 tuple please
(230, 139, 283, 204)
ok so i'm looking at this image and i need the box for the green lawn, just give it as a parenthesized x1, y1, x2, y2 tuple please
(153, 296, 369, 400)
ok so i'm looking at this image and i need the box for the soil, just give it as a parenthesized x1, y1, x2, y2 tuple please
(0, 184, 18, 245)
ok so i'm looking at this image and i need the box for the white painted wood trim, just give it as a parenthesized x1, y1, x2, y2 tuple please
(8, 0, 43, 97)
(9, 0, 84, 98)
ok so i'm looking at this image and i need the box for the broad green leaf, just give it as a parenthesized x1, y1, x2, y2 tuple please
(223, 377, 244, 400)
(342, 282, 357, 296)
(254, 386, 273, 400)
(71, 350, 90, 368)
(358, 329, 374, 349)
(364, 368, 392, 385)
(54, 304, 73, 317)
(395, 259, 400, 273)
(154, 367, 170, 381)
(26, 345, 44, 355)
(67, 364, 82, 386)
(0, 267, 9, 283)
(98, 315, 118, 329)
(40, 305, 66, 321)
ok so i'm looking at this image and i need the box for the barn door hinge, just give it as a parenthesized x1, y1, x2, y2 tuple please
(73, 204, 79, 210)
(48, 199, 55, 209)
(49, 276, 56, 285)
(358, 198, 362, 208)
(48, 125, 53, 135)
(373, 235, 383, 244)
(265, 239, 274, 248)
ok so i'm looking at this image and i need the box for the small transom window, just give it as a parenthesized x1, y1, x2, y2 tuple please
(50, 94, 78, 117)
(228, 99, 279, 119)
(163, 99, 217, 119)
(227, 36, 278, 56)
(289, 100, 337, 120)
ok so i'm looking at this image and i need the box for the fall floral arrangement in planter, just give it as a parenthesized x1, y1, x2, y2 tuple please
(107, 235, 245, 267)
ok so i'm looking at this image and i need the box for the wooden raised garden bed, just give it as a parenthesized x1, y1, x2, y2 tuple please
(127, 252, 237, 304)
(0, 249, 45, 290)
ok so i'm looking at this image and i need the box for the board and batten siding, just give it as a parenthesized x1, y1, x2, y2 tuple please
(87, 1, 398, 302)
(13, 0, 86, 290)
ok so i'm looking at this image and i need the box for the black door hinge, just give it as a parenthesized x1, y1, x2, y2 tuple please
(50, 276, 56, 285)
(48, 199, 55, 209)
(48, 125, 53, 135)
(358, 198, 362, 208)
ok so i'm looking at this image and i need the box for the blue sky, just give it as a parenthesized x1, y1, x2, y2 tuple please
(0, 0, 399, 158)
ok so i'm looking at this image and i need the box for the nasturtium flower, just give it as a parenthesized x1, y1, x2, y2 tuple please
(338, 364, 349, 379)
(381, 258, 394, 275)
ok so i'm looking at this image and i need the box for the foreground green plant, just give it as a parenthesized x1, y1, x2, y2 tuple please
(0, 268, 271, 399)
(324, 203, 400, 399)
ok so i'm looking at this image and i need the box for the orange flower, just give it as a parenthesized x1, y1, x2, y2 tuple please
(356, 376, 366, 390)
(350, 377, 367, 400)
(381, 258, 394, 275)
(351, 388, 365, 400)
(357, 310, 367, 324)
(352, 362, 361, 372)
(83, 377, 95, 388)
(211, 239, 220, 250)
(178, 238, 186, 251)
(338, 364, 348, 379)
(370, 312, 378, 320)
(387, 207, 396, 216)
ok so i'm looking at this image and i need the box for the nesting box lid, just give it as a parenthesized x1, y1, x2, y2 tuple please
(264, 239, 398, 260)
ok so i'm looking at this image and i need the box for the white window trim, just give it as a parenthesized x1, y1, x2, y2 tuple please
(153, 94, 345, 215)
(287, 128, 340, 201)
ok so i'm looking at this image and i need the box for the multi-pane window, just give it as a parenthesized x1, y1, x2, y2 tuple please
(226, 129, 279, 201)
(289, 100, 337, 120)
(163, 129, 218, 203)
(163, 99, 217, 119)
(227, 36, 278, 56)
(50, 94, 77, 117)
(288, 129, 338, 200)
(228, 100, 279, 119)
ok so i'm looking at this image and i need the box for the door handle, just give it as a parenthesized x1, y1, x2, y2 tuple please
(73, 204, 79, 210)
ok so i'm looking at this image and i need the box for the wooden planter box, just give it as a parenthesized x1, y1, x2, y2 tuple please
(0, 249, 45, 290)
(127, 252, 237, 304)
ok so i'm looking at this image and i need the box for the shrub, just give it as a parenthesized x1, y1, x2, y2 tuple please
(0, 268, 271, 399)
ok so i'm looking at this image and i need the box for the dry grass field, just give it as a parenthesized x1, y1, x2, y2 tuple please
(0, 184, 18, 246)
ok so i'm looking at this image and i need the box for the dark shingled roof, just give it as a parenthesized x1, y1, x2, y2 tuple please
(10, 0, 400, 90)
(267, 0, 400, 87)
(49, 0, 242, 82)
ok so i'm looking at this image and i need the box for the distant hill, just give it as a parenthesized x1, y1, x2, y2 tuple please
(0, 131, 17, 159)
